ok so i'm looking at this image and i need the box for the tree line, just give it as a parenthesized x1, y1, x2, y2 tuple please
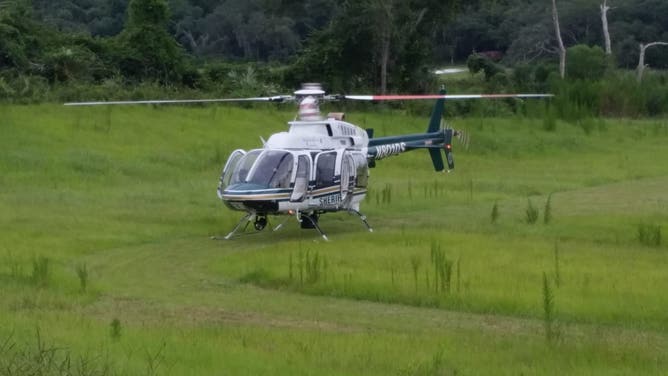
(1, 0, 667, 116)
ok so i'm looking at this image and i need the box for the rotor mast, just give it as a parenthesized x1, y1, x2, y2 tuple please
(295, 83, 325, 121)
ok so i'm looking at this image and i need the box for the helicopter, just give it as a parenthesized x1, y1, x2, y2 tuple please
(65, 84, 552, 240)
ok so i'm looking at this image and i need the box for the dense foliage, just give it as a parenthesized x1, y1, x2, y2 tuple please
(1, 0, 668, 116)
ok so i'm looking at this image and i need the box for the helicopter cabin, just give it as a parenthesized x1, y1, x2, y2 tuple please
(264, 118, 369, 151)
(218, 145, 369, 214)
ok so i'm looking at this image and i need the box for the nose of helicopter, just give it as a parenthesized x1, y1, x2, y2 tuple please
(219, 183, 291, 213)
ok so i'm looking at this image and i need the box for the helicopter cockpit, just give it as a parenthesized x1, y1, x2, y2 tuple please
(229, 150, 294, 189)
(218, 146, 369, 216)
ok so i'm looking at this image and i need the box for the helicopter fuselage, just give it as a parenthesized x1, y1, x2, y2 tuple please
(217, 117, 372, 217)
(217, 114, 455, 220)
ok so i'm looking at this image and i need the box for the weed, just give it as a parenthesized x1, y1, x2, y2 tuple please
(322, 256, 328, 283)
(410, 255, 421, 292)
(6, 251, 22, 280)
(31, 256, 50, 288)
(0, 329, 116, 376)
(525, 198, 539, 224)
(456, 258, 461, 293)
(542, 272, 555, 342)
(76, 262, 88, 292)
(382, 184, 393, 204)
(491, 200, 499, 223)
(305, 250, 321, 284)
(430, 242, 453, 294)
(110, 318, 122, 340)
(298, 250, 304, 285)
(543, 108, 557, 131)
(288, 253, 293, 281)
(579, 117, 595, 135)
(145, 342, 167, 376)
(637, 223, 662, 247)
(553, 241, 561, 288)
(544, 193, 553, 224)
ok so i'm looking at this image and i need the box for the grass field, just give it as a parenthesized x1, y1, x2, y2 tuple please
(1, 103, 668, 375)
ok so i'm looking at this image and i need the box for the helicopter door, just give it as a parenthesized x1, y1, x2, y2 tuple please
(218, 149, 246, 194)
(340, 153, 356, 203)
(290, 154, 311, 202)
(314, 151, 337, 189)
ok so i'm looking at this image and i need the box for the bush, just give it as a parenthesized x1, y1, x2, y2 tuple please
(467, 53, 504, 81)
(566, 44, 609, 81)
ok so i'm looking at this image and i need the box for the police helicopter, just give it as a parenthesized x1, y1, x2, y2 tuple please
(65, 84, 551, 240)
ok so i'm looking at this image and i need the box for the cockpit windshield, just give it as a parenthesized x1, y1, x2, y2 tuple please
(230, 150, 261, 185)
(230, 150, 294, 189)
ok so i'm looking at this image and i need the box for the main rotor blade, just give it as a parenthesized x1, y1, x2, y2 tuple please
(64, 96, 294, 106)
(343, 94, 553, 101)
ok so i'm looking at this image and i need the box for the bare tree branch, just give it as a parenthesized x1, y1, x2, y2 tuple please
(637, 42, 668, 82)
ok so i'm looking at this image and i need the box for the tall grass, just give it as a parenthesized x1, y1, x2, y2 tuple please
(637, 223, 662, 247)
(526, 199, 539, 224)
(4, 105, 668, 374)
(31, 256, 50, 288)
(542, 272, 556, 342)
(0, 329, 116, 376)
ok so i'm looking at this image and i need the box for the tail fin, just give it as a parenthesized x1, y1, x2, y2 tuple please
(428, 148, 445, 171)
(427, 88, 446, 133)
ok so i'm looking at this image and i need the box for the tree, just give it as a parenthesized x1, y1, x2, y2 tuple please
(637, 41, 668, 82)
(600, 0, 612, 55)
(552, 0, 566, 78)
(0, 0, 36, 70)
(114, 0, 187, 83)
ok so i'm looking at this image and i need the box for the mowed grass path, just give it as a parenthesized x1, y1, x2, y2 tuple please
(1, 104, 668, 374)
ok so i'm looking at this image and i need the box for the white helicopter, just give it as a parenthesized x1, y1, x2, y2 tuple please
(66, 84, 551, 240)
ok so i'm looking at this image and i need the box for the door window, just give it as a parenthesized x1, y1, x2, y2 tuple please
(340, 154, 356, 201)
(314, 151, 337, 189)
(290, 155, 311, 202)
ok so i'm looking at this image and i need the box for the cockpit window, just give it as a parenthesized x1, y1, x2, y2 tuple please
(230, 150, 262, 185)
(247, 150, 294, 188)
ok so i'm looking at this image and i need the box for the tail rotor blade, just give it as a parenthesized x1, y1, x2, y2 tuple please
(455, 130, 470, 150)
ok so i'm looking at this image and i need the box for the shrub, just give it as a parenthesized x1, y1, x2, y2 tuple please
(467, 53, 504, 81)
(566, 44, 608, 81)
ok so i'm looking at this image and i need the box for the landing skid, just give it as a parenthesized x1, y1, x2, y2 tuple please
(299, 213, 328, 241)
(214, 209, 373, 241)
(211, 213, 289, 240)
(348, 209, 374, 232)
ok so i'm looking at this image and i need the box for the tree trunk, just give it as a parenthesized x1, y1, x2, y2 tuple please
(552, 0, 567, 78)
(377, 1, 394, 94)
(637, 42, 668, 82)
(380, 35, 390, 95)
(600, 0, 612, 55)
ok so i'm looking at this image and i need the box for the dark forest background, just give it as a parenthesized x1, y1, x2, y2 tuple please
(1, 0, 668, 116)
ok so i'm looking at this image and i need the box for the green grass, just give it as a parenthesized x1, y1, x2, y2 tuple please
(1, 103, 668, 374)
